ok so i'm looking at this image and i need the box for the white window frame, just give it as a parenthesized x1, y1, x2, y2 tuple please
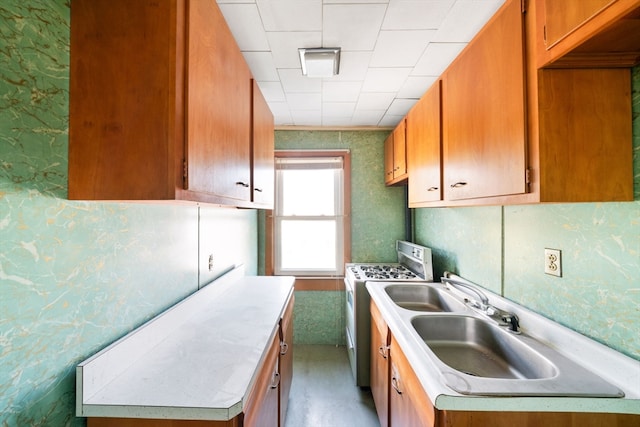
(272, 150, 351, 277)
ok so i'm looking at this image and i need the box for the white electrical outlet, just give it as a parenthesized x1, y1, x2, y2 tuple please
(544, 248, 562, 277)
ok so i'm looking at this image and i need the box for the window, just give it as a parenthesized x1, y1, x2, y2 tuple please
(271, 150, 350, 277)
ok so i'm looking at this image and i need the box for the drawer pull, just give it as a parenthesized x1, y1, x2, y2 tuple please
(450, 181, 468, 188)
(280, 341, 289, 355)
(427, 186, 438, 191)
(236, 181, 249, 187)
(270, 372, 280, 389)
(391, 376, 402, 394)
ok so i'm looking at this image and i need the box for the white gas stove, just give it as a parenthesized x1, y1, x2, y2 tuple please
(344, 240, 433, 387)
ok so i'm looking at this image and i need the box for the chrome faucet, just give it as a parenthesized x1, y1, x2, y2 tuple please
(440, 275, 489, 310)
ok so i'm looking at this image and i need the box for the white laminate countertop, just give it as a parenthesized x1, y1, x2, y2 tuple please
(76, 268, 295, 421)
(367, 281, 640, 415)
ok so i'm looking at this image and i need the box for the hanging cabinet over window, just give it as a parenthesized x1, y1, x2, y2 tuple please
(69, 0, 274, 209)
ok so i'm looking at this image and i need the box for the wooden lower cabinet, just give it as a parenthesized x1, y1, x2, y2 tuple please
(243, 333, 280, 427)
(372, 304, 639, 427)
(278, 295, 294, 427)
(370, 301, 390, 427)
(88, 295, 294, 427)
(389, 335, 436, 427)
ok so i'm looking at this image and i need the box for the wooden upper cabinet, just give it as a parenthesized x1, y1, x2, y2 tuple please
(443, 0, 527, 201)
(69, 0, 269, 208)
(536, 0, 640, 68)
(384, 132, 395, 184)
(186, 0, 252, 203)
(251, 81, 275, 208)
(385, 120, 408, 186)
(407, 81, 442, 207)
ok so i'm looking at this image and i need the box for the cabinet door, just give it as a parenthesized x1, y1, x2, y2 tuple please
(251, 80, 275, 208)
(384, 133, 395, 184)
(392, 120, 408, 181)
(389, 335, 436, 427)
(443, 0, 526, 201)
(243, 333, 280, 427)
(278, 295, 294, 427)
(543, 0, 616, 48)
(68, 0, 182, 200)
(407, 81, 442, 206)
(186, 0, 252, 202)
(370, 301, 390, 427)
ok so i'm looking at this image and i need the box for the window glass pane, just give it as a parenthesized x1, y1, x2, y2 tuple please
(281, 169, 335, 216)
(280, 220, 336, 270)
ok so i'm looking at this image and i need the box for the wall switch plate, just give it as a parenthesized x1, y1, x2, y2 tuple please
(544, 248, 562, 277)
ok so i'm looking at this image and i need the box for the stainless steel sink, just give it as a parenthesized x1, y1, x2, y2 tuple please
(384, 284, 467, 312)
(411, 315, 556, 379)
(408, 314, 624, 397)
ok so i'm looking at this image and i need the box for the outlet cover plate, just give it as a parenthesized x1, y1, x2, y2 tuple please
(544, 248, 562, 277)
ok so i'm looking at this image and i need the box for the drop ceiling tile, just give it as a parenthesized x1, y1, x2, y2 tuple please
(370, 30, 435, 67)
(323, 116, 354, 127)
(355, 92, 396, 111)
(327, 51, 371, 82)
(256, 0, 322, 31)
(268, 102, 293, 124)
(243, 52, 279, 81)
(279, 68, 322, 93)
(257, 81, 286, 102)
(287, 93, 322, 110)
(412, 42, 466, 76)
(217, 4, 269, 51)
(361, 68, 412, 92)
(323, 102, 356, 117)
(323, 4, 387, 50)
(397, 76, 437, 98)
(431, 0, 504, 43)
(351, 109, 386, 126)
(379, 114, 405, 127)
(291, 110, 322, 126)
(387, 98, 418, 116)
(267, 32, 322, 68)
(324, 0, 387, 3)
(323, 81, 362, 102)
(382, 0, 454, 30)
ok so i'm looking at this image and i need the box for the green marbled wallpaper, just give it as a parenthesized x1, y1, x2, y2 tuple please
(415, 66, 640, 360)
(0, 1, 257, 425)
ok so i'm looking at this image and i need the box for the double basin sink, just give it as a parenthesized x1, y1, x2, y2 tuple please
(379, 280, 624, 397)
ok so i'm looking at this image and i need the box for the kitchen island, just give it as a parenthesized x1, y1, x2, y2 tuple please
(76, 268, 294, 425)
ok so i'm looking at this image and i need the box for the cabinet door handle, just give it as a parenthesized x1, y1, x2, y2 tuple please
(378, 344, 389, 359)
(280, 341, 289, 355)
(235, 181, 249, 188)
(270, 372, 280, 389)
(391, 376, 402, 394)
(450, 181, 468, 188)
(254, 187, 263, 192)
(427, 186, 439, 191)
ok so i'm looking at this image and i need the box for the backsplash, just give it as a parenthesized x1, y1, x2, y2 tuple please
(415, 66, 639, 360)
(1, 1, 257, 425)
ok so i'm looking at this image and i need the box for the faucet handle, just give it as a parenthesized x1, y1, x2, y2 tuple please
(501, 313, 521, 334)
